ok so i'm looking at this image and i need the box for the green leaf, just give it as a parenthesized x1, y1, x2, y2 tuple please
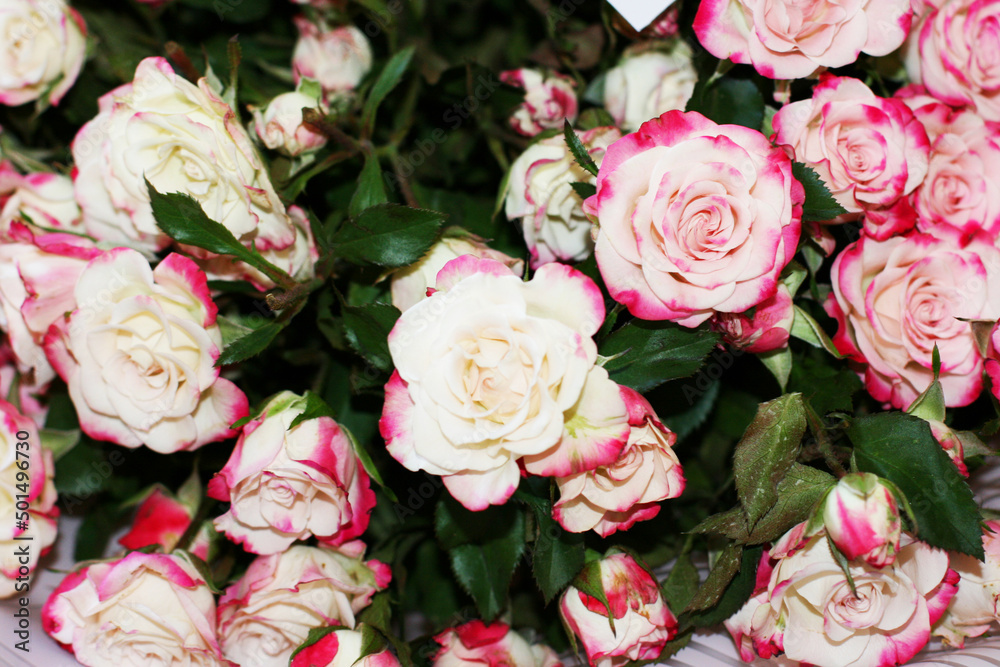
(788, 354, 861, 416)
(563, 120, 599, 177)
(570, 557, 615, 632)
(688, 546, 763, 627)
(600, 321, 720, 393)
(344, 425, 396, 502)
(759, 347, 792, 392)
(350, 155, 390, 218)
(342, 302, 400, 372)
(570, 181, 597, 201)
(686, 78, 765, 130)
(357, 593, 392, 635)
(331, 204, 446, 268)
(362, 46, 416, 136)
(733, 394, 807, 531)
(530, 505, 586, 603)
(147, 181, 290, 287)
(39, 428, 80, 462)
(661, 553, 700, 611)
(790, 306, 843, 358)
(906, 379, 946, 423)
(848, 412, 984, 559)
(289, 626, 348, 663)
(829, 541, 858, 598)
(215, 321, 285, 366)
(662, 378, 720, 443)
(792, 162, 849, 222)
(685, 543, 742, 612)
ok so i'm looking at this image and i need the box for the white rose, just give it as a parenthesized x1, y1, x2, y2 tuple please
(935, 520, 1000, 647)
(292, 18, 372, 101)
(42, 552, 227, 666)
(0, 0, 86, 107)
(505, 126, 621, 268)
(72, 57, 296, 256)
(252, 87, 329, 157)
(0, 162, 82, 234)
(604, 41, 696, 132)
(43, 248, 249, 453)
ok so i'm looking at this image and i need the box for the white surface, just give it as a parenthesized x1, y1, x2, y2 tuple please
(5, 461, 1000, 666)
(606, 0, 677, 31)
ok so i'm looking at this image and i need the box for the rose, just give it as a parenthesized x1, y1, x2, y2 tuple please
(827, 227, 1000, 408)
(818, 473, 902, 568)
(293, 17, 372, 101)
(390, 230, 525, 311)
(926, 419, 970, 477)
(0, 223, 99, 386)
(43, 248, 250, 452)
(0, 341, 48, 424)
(0, 398, 57, 599)
(585, 110, 803, 327)
(42, 551, 227, 666)
(0, 0, 86, 107)
(560, 553, 678, 667)
(773, 75, 930, 240)
(904, 0, 1000, 121)
(208, 390, 376, 555)
(72, 56, 296, 257)
(694, 0, 912, 79)
(217, 545, 390, 667)
(380, 257, 629, 511)
(553, 386, 684, 537)
(710, 283, 794, 354)
(252, 87, 329, 157)
(934, 521, 1000, 647)
(0, 161, 82, 234)
(292, 628, 401, 667)
(727, 525, 958, 667)
(499, 69, 578, 137)
(432, 620, 563, 667)
(118, 487, 211, 561)
(603, 41, 696, 132)
(505, 127, 621, 268)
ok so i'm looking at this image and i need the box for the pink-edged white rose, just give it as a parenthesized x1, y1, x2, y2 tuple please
(560, 553, 678, 667)
(0, 0, 86, 107)
(293, 18, 372, 101)
(934, 520, 1000, 647)
(827, 227, 1000, 408)
(217, 544, 391, 667)
(505, 126, 621, 269)
(499, 69, 578, 137)
(432, 620, 563, 667)
(43, 248, 250, 452)
(73, 56, 296, 257)
(819, 472, 902, 568)
(0, 341, 48, 424)
(118, 486, 211, 561)
(292, 628, 401, 667)
(586, 110, 803, 327)
(927, 419, 970, 477)
(904, 0, 1000, 121)
(390, 231, 524, 312)
(208, 390, 375, 556)
(603, 41, 696, 132)
(773, 75, 930, 240)
(553, 386, 684, 537)
(42, 551, 227, 667)
(0, 222, 99, 385)
(726, 526, 958, 667)
(252, 87, 329, 157)
(711, 283, 794, 354)
(693, 0, 912, 79)
(380, 257, 629, 511)
(0, 161, 82, 234)
(0, 398, 56, 599)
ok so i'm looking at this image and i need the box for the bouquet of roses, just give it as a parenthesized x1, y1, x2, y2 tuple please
(2, 0, 1000, 666)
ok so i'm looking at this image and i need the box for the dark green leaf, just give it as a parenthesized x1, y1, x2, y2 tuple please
(74, 503, 123, 561)
(788, 355, 861, 415)
(733, 394, 807, 530)
(350, 155, 390, 218)
(215, 321, 285, 366)
(792, 162, 849, 222)
(600, 321, 720, 392)
(663, 379, 720, 443)
(342, 302, 400, 372)
(687, 78, 765, 130)
(570, 181, 597, 201)
(848, 412, 984, 558)
(530, 505, 586, 603)
(357, 592, 392, 635)
(688, 546, 762, 627)
(331, 204, 446, 268)
(563, 120, 599, 177)
(661, 553, 700, 611)
(685, 543, 742, 612)
(362, 46, 416, 136)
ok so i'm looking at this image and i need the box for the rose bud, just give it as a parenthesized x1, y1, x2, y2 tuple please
(293, 17, 372, 101)
(603, 41, 697, 132)
(432, 620, 563, 667)
(935, 520, 1000, 647)
(553, 386, 684, 537)
(292, 627, 401, 667)
(927, 420, 969, 477)
(499, 68, 578, 137)
(711, 283, 794, 354)
(118, 487, 211, 561)
(819, 472, 902, 567)
(253, 86, 329, 157)
(390, 230, 524, 312)
(209, 391, 376, 556)
(560, 553, 678, 667)
(42, 551, 227, 665)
